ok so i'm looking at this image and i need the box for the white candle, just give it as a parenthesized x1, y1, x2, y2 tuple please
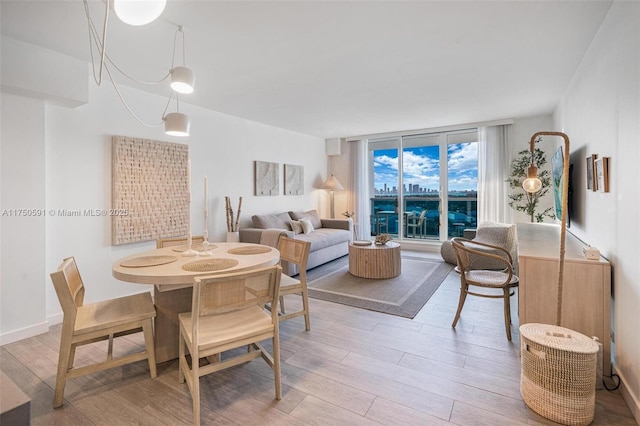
(204, 176, 208, 219)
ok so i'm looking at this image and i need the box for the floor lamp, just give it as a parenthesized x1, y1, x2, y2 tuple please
(521, 131, 601, 426)
(522, 131, 570, 325)
(322, 175, 344, 218)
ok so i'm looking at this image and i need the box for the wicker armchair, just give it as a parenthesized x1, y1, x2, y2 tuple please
(450, 237, 519, 340)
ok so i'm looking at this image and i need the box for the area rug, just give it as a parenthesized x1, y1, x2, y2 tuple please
(306, 255, 454, 318)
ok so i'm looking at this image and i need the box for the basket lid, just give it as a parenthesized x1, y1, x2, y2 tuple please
(519, 323, 599, 354)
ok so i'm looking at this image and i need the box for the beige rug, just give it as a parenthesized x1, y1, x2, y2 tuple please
(306, 255, 453, 318)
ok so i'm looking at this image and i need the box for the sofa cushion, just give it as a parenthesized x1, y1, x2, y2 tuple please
(300, 218, 314, 234)
(251, 212, 292, 229)
(289, 220, 303, 234)
(294, 228, 350, 252)
(289, 210, 322, 229)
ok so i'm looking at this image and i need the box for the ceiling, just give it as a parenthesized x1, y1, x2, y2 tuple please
(1, 1, 612, 139)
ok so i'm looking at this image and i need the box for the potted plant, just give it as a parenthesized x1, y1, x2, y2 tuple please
(506, 138, 555, 222)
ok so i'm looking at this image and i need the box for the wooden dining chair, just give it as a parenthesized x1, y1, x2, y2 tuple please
(277, 237, 312, 330)
(450, 237, 519, 341)
(178, 265, 282, 426)
(156, 235, 205, 248)
(50, 257, 157, 408)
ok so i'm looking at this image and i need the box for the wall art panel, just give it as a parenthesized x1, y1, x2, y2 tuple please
(112, 135, 189, 245)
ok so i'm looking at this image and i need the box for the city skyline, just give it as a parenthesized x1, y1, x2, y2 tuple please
(374, 143, 478, 192)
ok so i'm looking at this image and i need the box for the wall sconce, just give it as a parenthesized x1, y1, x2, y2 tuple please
(322, 175, 344, 218)
(523, 131, 570, 326)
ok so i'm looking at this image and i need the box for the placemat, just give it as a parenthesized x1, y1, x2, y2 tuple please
(172, 244, 217, 252)
(181, 258, 238, 272)
(227, 246, 272, 255)
(120, 255, 178, 268)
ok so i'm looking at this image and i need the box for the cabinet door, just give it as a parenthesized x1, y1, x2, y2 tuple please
(520, 258, 559, 325)
(561, 262, 605, 341)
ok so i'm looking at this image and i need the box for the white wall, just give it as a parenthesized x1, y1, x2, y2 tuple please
(1, 94, 48, 340)
(1, 46, 326, 343)
(554, 1, 639, 420)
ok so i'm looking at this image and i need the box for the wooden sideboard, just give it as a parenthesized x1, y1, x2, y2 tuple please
(517, 222, 612, 376)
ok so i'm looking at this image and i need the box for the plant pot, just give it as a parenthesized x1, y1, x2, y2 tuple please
(226, 231, 240, 243)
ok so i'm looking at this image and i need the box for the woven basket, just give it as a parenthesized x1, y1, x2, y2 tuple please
(520, 323, 598, 426)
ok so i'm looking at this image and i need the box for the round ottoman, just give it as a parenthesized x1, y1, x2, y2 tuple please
(520, 323, 599, 426)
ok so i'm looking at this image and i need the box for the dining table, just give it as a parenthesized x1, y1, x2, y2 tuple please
(112, 242, 280, 363)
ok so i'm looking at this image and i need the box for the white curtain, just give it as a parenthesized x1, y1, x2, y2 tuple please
(477, 125, 513, 224)
(349, 139, 370, 239)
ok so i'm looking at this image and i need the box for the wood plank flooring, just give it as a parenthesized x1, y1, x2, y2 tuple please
(1, 252, 637, 425)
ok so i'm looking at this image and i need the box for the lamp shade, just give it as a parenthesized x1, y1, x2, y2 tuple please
(171, 67, 195, 94)
(114, 0, 166, 26)
(165, 112, 190, 137)
(322, 175, 344, 191)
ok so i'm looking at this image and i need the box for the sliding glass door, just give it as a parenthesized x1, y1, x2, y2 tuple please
(369, 129, 477, 242)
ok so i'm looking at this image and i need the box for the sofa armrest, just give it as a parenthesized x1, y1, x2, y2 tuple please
(239, 227, 294, 246)
(321, 218, 352, 232)
(239, 228, 264, 244)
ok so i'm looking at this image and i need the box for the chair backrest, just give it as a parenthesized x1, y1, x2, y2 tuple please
(191, 265, 282, 341)
(278, 237, 311, 280)
(451, 237, 513, 275)
(50, 257, 85, 322)
(156, 235, 205, 248)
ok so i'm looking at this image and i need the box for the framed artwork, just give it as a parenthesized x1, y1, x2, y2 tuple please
(586, 154, 597, 191)
(595, 157, 610, 193)
(551, 147, 564, 220)
(284, 164, 304, 195)
(112, 136, 189, 245)
(254, 161, 279, 196)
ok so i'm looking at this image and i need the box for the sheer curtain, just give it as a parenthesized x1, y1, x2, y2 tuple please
(477, 125, 513, 224)
(348, 139, 370, 239)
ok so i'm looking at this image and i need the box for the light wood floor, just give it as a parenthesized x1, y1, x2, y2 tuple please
(1, 252, 637, 425)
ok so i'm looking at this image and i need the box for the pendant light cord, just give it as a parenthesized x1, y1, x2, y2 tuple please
(83, 0, 185, 127)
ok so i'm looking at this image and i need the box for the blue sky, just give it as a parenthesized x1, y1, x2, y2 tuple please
(374, 143, 478, 192)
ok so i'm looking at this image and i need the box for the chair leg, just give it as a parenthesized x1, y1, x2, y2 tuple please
(503, 288, 512, 341)
(53, 335, 73, 408)
(301, 289, 311, 331)
(142, 318, 157, 378)
(272, 333, 282, 400)
(451, 282, 468, 329)
(279, 295, 285, 314)
(192, 373, 200, 426)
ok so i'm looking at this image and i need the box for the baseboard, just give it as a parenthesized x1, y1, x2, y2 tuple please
(0, 322, 49, 346)
(617, 366, 640, 424)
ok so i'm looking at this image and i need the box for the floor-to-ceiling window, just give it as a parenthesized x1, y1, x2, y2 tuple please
(369, 129, 478, 241)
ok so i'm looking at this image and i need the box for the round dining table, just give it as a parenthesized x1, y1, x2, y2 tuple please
(112, 242, 280, 363)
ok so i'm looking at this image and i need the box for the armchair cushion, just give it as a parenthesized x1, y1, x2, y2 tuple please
(441, 222, 518, 273)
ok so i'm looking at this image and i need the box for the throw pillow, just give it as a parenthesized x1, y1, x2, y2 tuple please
(289, 209, 322, 229)
(289, 220, 303, 234)
(299, 218, 314, 234)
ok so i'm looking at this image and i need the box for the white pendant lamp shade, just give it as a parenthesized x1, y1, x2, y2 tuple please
(114, 0, 167, 26)
(171, 67, 196, 94)
(165, 112, 190, 137)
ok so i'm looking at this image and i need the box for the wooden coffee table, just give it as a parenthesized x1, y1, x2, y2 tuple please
(348, 241, 401, 279)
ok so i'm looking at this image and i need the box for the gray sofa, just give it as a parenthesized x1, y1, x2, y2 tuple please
(239, 209, 352, 276)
